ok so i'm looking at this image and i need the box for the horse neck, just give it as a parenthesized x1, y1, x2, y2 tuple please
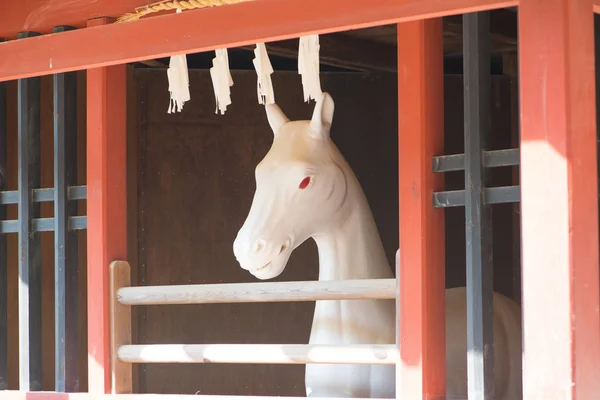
(312, 170, 393, 281)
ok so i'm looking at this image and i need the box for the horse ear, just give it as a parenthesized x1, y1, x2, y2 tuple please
(265, 103, 290, 136)
(309, 92, 335, 140)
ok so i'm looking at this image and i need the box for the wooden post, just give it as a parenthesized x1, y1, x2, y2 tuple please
(0, 37, 7, 391)
(501, 51, 521, 305)
(53, 25, 80, 393)
(463, 11, 494, 400)
(397, 19, 446, 400)
(86, 17, 128, 394)
(519, 0, 600, 398)
(109, 261, 132, 394)
(17, 30, 43, 392)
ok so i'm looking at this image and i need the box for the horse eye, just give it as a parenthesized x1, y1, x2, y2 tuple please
(299, 176, 311, 189)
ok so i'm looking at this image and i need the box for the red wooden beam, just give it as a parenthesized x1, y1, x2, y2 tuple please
(519, 0, 600, 398)
(0, 0, 155, 39)
(86, 17, 128, 395)
(0, 0, 516, 82)
(397, 19, 446, 400)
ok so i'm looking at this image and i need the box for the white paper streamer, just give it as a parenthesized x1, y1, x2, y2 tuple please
(210, 48, 234, 115)
(298, 35, 322, 102)
(252, 43, 275, 105)
(166, 9, 191, 113)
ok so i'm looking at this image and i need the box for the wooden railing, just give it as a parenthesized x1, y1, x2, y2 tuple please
(109, 260, 398, 398)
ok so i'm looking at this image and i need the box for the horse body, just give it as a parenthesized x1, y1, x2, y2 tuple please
(232, 93, 522, 399)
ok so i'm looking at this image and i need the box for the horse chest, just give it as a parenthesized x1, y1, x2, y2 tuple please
(309, 299, 395, 345)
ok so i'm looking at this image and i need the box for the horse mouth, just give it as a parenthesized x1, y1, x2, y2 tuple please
(255, 262, 271, 272)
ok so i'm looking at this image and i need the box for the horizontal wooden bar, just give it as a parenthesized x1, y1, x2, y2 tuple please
(4, 391, 388, 400)
(0, 216, 87, 233)
(118, 278, 396, 305)
(0, 0, 516, 82)
(484, 148, 520, 168)
(432, 148, 519, 172)
(432, 153, 464, 172)
(118, 344, 398, 365)
(0, 185, 87, 204)
(433, 185, 520, 208)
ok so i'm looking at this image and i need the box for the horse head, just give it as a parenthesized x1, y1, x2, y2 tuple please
(233, 92, 350, 279)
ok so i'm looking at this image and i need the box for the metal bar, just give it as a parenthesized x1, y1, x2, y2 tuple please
(0, 37, 7, 390)
(432, 148, 520, 172)
(0, 185, 88, 205)
(0, 216, 88, 234)
(463, 11, 494, 400)
(53, 25, 79, 393)
(17, 30, 43, 392)
(433, 186, 520, 208)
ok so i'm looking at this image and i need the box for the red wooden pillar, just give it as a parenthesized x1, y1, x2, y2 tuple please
(86, 17, 128, 394)
(519, 0, 600, 398)
(397, 19, 446, 400)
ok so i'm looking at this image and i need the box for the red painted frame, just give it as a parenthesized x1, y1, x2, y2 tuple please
(0, 0, 516, 82)
(85, 17, 128, 395)
(0, 0, 598, 398)
(519, 0, 600, 398)
(397, 19, 446, 400)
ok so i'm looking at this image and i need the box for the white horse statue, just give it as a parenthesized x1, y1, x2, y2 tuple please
(233, 93, 522, 399)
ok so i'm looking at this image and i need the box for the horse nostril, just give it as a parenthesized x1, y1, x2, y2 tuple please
(253, 239, 267, 254)
(279, 240, 290, 255)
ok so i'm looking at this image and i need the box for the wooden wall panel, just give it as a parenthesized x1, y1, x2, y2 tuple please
(133, 69, 515, 396)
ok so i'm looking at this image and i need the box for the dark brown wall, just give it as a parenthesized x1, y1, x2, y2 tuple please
(131, 69, 399, 396)
(130, 69, 516, 396)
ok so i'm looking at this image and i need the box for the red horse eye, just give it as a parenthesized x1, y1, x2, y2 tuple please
(299, 176, 311, 189)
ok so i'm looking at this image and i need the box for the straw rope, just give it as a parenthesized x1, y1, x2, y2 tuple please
(117, 0, 247, 23)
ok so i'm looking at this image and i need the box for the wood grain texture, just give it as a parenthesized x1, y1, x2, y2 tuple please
(118, 278, 396, 305)
(118, 344, 398, 364)
(110, 261, 132, 394)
